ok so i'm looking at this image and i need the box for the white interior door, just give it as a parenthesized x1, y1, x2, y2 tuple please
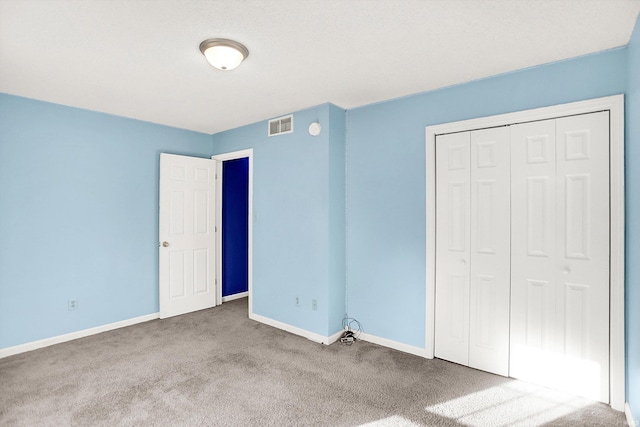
(435, 132, 471, 367)
(468, 127, 510, 376)
(510, 112, 610, 402)
(435, 128, 511, 376)
(159, 153, 217, 319)
(510, 118, 558, 383)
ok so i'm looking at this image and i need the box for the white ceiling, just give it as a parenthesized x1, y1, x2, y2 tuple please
(1, 0, 639, 135)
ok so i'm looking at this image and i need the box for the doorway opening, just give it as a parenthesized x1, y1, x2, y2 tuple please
(213, 149, 253, 314)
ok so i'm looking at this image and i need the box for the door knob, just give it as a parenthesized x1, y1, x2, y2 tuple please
(162, 241, 170, 247)
(460, 259, 467, 266)
(563, 266, 571, 274)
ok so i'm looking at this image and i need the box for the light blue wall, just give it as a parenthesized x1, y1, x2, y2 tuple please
(211, 103, 345, 337)
(345, 47, 628, 348)
(625, 14, 640, 424)
(328, 104, 346, 334)
(0, 94, 212, 348)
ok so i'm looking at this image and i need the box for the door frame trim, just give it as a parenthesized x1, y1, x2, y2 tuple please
(212, 149, 254, 315)
(425, 94, 625, 410)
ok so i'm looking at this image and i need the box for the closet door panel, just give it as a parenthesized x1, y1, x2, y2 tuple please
(435, 132, 471, 366)
(510, 113, 610, 403)
(510, 119, 558, 384)
(469, 127, 510, 376)
(555, 112, 609, 401)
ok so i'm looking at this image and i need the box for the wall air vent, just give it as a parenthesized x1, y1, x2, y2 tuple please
(268, 114, 293, 137)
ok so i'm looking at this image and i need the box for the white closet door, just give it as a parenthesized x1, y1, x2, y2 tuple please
(555, 112, 610, 402)
(435, 128, 510, 376)
(510, 112, 609, 402)
(510, 119, 557, 384)
(469, 127, 510, 376)
(435, 132, 471, 367)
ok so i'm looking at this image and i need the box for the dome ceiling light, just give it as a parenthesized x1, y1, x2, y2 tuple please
(199, 38, 249, 71)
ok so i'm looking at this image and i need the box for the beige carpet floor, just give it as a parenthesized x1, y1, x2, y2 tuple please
(0, 298, 627, 426)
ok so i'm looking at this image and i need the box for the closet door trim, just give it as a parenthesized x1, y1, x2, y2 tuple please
(425, 94, 625, 411)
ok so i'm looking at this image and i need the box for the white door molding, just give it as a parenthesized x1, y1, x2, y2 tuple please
(212, 149, 254, 315)
(425, 94, 625, 411)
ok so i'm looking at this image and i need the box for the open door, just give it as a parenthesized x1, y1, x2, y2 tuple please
(159, 153, 217, 318)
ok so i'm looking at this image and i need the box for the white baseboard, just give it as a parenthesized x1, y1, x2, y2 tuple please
(247, 312, 427, 356)
(0, 313, 160, 359)
(358, 331, 429, 358)
(222, 292, 248, 303)
(627, 402, 637, 427)
(248, 312, 340, 345)
(328, 329, 344, 344)
(3, 308, 424, 364)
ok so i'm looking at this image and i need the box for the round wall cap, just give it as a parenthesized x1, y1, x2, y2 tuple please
(308, 122, 321, 136)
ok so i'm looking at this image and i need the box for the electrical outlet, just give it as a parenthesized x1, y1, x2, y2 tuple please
(295, 296, 300, 307)
(312, 299, 317, 311)
(68, 299, 78, 311)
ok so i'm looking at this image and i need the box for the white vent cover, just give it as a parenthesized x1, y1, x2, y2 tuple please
(268, 114, 293, 136)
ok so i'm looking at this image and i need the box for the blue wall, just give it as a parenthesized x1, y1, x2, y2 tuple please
(625, 14, 640, 424)
(211, 104, 346, 337)
(345, 47, 628, 349)
(222, 157, 249, 297)
(327, 104, 346, 334)
(0, 94, 212, 348)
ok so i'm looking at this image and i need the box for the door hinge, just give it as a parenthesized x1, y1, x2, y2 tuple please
(215, 226, 218, 232)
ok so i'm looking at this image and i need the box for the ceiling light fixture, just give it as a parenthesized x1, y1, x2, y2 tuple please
(199, 38, 249, 71)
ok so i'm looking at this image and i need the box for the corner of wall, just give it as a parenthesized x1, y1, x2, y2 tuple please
(624, 11, 640, 425)
(327, 104, 347, 335)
